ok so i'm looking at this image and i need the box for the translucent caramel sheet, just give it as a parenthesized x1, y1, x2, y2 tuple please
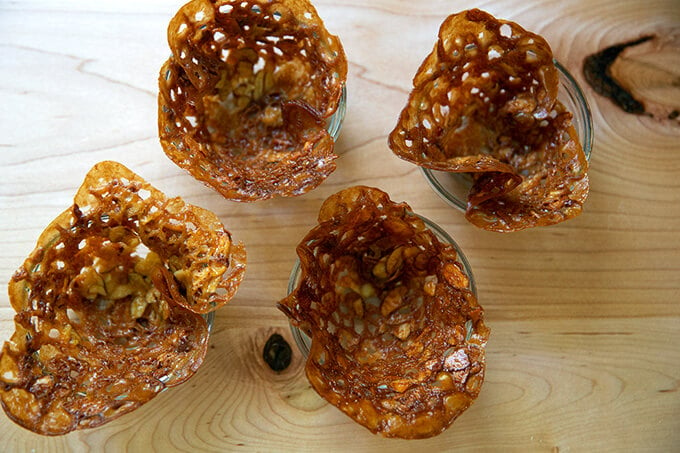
(389, 9, 589, 232)
(279, 186, 489, 438)
(0, 161, 245, 435)
(159, 0, 347, 201)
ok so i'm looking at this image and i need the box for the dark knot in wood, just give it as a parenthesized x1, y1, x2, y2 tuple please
(583, 35, 654, 114)
(263, 333, 292, 372)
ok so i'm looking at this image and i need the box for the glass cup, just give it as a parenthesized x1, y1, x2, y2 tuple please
(286, 215, 476, 357)
(421, 60, 594, 211)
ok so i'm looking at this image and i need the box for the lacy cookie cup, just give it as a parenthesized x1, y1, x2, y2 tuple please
(421, 61, 593, 211)
(286, 215, 477, 357)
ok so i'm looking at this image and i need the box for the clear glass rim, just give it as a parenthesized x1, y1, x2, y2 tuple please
(554, 60, 593, 160)
(326, 84, 347, 141)
(421, 59, 593, 212)
(203, 311, 215, 333)
(287, 214, 476, 356)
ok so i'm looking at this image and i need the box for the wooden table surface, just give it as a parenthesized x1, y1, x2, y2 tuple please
(1, 0, 678, 451)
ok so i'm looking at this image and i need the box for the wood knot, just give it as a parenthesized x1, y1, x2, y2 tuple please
(583, 34, 680, 124)
(262, 333, 292, 372)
